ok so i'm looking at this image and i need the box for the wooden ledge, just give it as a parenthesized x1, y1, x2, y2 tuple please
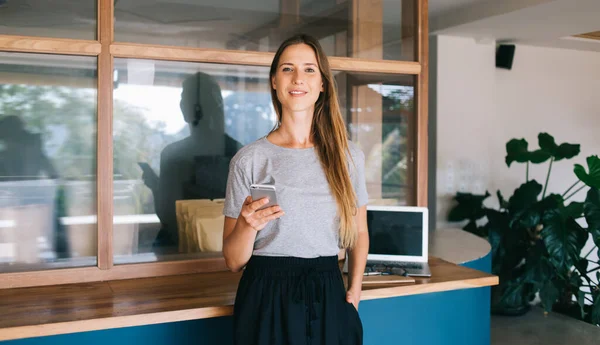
(0, 257, 497, 341)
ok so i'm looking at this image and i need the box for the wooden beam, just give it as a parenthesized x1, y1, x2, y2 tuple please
(349, 0, 384, 200)
(0, 256, 227, 289)
(0, 35, 100, 55)
(415, 0, 429, 207)
(573, 31, 600, 40)
(403, 0, 417, 205)
(97, 0, 114, 270)
(330, 56, 420, 74)
(110, 43, 421, 74)
(279, 0, 301, 28)
(401, 0, 416, 61)
(350, 0, 383, 60)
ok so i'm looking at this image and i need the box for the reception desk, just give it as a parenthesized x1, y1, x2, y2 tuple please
(0, 229, 495, 345)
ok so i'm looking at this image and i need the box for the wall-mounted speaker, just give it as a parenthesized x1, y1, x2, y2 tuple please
(496, 44, 516, 70)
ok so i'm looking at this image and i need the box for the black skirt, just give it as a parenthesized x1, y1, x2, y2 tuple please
(233, 255, 363, 345)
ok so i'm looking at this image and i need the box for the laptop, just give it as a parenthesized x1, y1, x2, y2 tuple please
(344, 205, 432, 277)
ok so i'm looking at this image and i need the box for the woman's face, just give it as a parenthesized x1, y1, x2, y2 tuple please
(271, 43, 324, 116)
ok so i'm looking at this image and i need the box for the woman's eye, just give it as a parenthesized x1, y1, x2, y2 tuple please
(282, 67, 292, 72)
(306, 68, 315, 73)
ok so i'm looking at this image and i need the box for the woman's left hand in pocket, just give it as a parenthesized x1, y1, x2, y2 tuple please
(346, 288, 361, 310)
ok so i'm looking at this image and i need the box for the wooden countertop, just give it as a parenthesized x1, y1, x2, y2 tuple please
(0, 256, 498, 341)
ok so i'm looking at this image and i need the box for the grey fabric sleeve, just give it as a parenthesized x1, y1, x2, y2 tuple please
(223, 155, 251, 219)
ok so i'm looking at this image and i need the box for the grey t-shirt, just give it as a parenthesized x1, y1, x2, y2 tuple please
(223, 136, 368, 258)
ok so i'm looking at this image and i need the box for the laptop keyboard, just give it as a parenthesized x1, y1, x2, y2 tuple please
(367, 261, 425, 271)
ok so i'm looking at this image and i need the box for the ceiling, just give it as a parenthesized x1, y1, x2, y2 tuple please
(428, 0, 600, 53)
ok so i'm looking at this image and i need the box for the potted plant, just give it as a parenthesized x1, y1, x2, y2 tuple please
(447, 133, 600, 325)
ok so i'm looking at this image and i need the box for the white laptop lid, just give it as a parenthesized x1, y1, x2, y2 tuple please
(366, 205, 429, 263)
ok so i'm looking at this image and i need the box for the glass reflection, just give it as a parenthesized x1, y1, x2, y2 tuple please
(0, 52, 97, 272)
(113, 60, 275, 263)
(113, 60, 414, 264)
(115, 0, 416, 61)
(0, 0, 96, 40)
(338, 72, 415, 204)
(143, 72, 243, 249)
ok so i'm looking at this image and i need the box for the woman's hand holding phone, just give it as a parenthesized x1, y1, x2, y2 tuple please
(239, 196, 284, 231)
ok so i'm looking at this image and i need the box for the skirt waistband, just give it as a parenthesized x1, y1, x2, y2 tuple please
(245, 255, 339, 273)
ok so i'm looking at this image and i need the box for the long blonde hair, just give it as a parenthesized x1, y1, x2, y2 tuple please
(269, 34, 358, 249)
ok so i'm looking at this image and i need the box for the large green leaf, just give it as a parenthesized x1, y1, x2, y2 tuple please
(569, 271, 582, 290)
(485, 209, 509, 267)
(463, 220, 486, 237)
(566, 202, 584, 219)
(577, 290, 587, 320)
(574, 258, 589, 277)
(574, 155, 600, 188)
(530, 150, 553, 163)
(488, 227, 502, 264)
(496, 228, 529, 278)
(505, 138, 551, 167)
(486, 209, 510, 235)
(448, 191, 490, 222)
(538, 133, 580, 161)
(541, 209, 588, 272)
(485, 209, 511, 272)
(512, 194, 563, 229)
(513, 210, 540, 230)
(497, 190, 509, 209)
(523, 251, 553, 290)
(570, 217, 589, 255)
(540, 281, 559, 313)
(505, 139, 530, 167)
(508, 180, 543, 215)
(584, 187, 600, 248)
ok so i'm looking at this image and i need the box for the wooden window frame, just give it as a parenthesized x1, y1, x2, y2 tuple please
(0, 0, 428, 289)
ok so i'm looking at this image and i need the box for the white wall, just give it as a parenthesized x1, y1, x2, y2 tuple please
(434, 35, 600, 281)
(435, 35, 497, 226)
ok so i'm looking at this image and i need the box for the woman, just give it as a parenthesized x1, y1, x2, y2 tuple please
(223, 34, 369, 345)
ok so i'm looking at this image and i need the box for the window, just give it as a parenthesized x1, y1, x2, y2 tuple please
(0, 52, 97, 272)
(0, 0, 428, 287)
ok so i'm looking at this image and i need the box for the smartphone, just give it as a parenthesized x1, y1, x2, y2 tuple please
(250, 184, 278, 211)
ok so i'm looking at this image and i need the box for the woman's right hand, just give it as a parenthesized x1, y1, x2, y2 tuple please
(239, 196, 284, 231)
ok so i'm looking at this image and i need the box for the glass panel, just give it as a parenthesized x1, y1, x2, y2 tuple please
(114, 58, 415, 264)
(113, 59, 274, 264)
(115, 0, 416, 61)
(337, 72, 416, 205)
(0, 0, 96, 40)
(0, 52, 97, 272)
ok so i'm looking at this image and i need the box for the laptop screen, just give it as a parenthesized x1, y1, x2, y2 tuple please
(367, 208, 424, 257)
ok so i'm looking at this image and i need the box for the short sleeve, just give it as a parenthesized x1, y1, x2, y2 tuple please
(223, 156, 251, 218)
(349, 143, 369, 207)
